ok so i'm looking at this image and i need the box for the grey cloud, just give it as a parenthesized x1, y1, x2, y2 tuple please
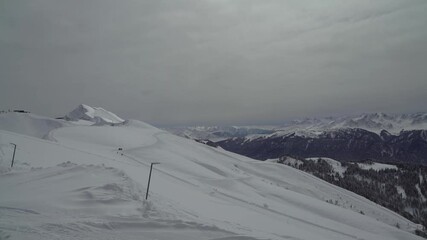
(1, 0, 426, 126)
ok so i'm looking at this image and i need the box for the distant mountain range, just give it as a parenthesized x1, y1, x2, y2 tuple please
(165, 125, 276, 141)
(166, 112, 427, 164)
(281, 112, 427, 134)
(167, 112, 427, 140)
(215, 128, 427, 164)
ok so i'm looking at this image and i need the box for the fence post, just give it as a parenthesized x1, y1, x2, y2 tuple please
(10, 143, 17, 167)
(145, 162, 160, 200)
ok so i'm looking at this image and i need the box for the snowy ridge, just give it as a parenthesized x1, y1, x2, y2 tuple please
(280, 112, 427, 134)
(65, 104, 124, 125)
(166, 125, 275, 142)
(0, 112, 70, 139)
(0, 107, 424, 240)
(167, 112, 427, 142)
(267, 112, 427, 139)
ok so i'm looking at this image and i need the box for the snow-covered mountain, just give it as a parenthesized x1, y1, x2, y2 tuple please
(167, 125, 275, 141)
(65, 104, 125, 125)
(0, 105, 424, 240)
(275, 112, 427, 135)
(331, 112, 427, 133)
(215, 128, 427, 163)
(167, 112, 427, 164)
(166, 112, 427, 141)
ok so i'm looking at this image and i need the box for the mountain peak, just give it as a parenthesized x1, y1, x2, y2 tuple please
(65, 104, 124, 124)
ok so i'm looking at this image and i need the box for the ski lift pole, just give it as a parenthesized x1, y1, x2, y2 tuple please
(145, 162, 160, 200)
(10, 143, 17, 167)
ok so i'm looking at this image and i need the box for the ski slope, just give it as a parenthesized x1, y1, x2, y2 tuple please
(0, 110, 423, 240)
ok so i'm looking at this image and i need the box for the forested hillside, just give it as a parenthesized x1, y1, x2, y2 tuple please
(282, 157, 427, 237)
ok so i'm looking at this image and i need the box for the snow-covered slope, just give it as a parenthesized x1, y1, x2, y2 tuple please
(65, 104, 124, 125)
(0, 112, 70, 139)
(357, 162, 398, 171)
(0, 104, 124, 140)
(0, 108, 423, 240)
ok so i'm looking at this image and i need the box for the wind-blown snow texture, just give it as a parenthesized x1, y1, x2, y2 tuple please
(0, 107, 423, 240)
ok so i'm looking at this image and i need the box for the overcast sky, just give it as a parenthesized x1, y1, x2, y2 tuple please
(1, 0, 427, 126)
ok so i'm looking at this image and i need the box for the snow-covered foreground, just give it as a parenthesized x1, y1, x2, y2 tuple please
(0, 112, 423, 240)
